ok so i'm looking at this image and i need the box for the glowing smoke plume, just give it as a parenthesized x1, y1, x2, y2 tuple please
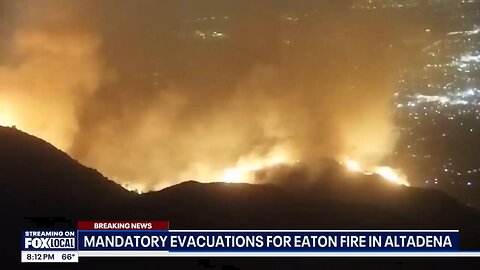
(0, 0, 103, 150)
(0, 1, 409, 191)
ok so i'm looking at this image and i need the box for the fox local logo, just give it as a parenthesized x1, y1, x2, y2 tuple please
(24, 231, 76, 250)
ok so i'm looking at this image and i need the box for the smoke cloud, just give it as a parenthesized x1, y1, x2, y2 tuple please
(0, 1, 406, 191)
(0, 0, 103, 150)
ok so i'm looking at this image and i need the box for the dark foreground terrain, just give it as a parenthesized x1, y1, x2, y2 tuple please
(1, 126, 479, 269)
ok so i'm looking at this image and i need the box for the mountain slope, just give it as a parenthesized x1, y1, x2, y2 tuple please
(1, 126, 479, 267)
(0, 126, 134, 215)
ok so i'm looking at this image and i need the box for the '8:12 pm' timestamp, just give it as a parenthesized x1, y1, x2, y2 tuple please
(21, 251, 78, 263)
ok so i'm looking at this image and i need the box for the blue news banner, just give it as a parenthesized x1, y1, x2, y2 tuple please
(23, 227, 478, 263)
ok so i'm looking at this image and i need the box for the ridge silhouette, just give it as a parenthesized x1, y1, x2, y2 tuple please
(1, 126, 479, 268)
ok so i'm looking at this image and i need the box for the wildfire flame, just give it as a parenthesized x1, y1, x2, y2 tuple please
(0, 101, 18, 128)
(222, 152, 289, 183)
(0, 113, 16, 128)
(343, 158, 410, 186)
(345, 160, 362, 172)
(217, 153, 409, 187)
(120, 182, 146, 194)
